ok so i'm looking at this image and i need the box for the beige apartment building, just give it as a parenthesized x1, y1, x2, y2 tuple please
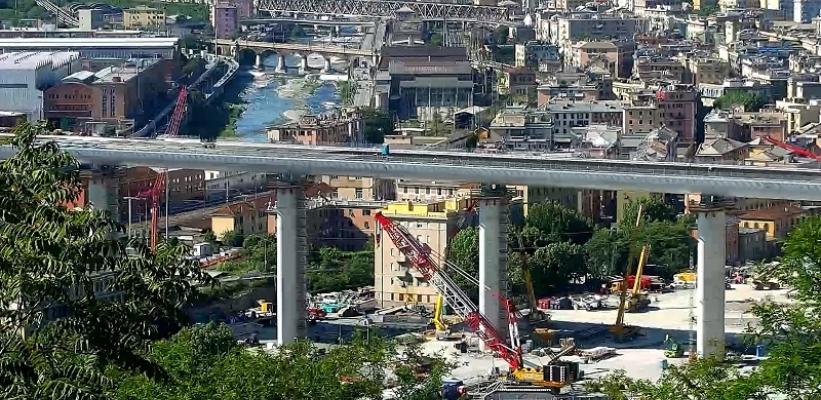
(374, 199, 473, 308)
(313, 175, 395, 201)
(123, 6, 166, 30)
(395, 179, 478, 202)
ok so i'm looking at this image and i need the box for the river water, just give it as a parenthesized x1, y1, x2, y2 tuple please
(230, 57, 342, 143)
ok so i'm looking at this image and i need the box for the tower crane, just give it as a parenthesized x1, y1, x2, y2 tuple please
(375, 212, 580, 393)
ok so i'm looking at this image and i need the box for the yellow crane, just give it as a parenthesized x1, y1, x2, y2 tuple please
(608, 205, 645, 341)
(627, 244, 651, 313)
(516, 230, 548, 322)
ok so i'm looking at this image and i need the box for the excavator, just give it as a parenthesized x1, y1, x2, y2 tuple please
(375, 211, 580, 394)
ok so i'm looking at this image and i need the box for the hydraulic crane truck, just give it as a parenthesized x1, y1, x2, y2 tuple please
(375, 212, 580, 394)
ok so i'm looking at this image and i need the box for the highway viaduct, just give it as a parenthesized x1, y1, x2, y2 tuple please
(4, 135, 820, 357)
(257, 0, 510, 23)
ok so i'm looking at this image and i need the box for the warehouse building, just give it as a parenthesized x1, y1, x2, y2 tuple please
(0, 51, 80, 121)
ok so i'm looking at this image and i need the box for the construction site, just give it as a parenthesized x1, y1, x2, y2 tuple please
(211, 192, 792, 400)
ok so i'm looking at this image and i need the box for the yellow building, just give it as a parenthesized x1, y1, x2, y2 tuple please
(211, 196, 274, 239)
(123, 6, 166, 30)
(738, 205, 807, 240)
(374, 198, 473, 308)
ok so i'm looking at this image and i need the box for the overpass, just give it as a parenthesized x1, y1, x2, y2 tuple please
(4, 135, 819, 355)
(5, 135, 821, 202)
(257, 0, 510, 23)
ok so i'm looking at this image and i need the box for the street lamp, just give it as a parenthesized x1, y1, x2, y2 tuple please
(123, 196, 145, 238)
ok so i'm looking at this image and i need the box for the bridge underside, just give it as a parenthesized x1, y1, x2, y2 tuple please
(257, 0, 509, 22)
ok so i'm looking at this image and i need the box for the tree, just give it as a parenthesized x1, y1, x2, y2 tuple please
(361, 107, 391, 144)
(621, 195, 678, 225)
(589, 217, 821, 399)
(494, 26, 509, 45)
(447, 227, 480, 302)
(307, 247, 374, 293)
(529, 241, 586, 294)
(428, 33, 443, 47)
(0, 123, 213, 399)
(585, 228, 629, 279)
(697, 5, 719, 17)
(524, 201, 593, 245)
(220, 230, 244, 247)
(713, 91, 767, 112)
(339, 80, 358, 106)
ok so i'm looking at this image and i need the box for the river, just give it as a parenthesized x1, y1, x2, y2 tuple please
(230, 58, 343, 143)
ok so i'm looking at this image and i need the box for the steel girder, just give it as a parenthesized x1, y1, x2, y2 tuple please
(258, 0, 509, 22)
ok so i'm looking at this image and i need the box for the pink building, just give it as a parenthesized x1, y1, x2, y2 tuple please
(211, 2, 238, 40)
(233, 0, 254, 20)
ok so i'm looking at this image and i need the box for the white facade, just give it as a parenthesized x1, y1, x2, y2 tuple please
(794, 0, 821, 23)
(204, 170, 268, 199)
(0, 51, 80, 121)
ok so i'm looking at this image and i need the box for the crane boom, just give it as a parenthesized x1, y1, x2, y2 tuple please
(166, 86, 189, 137)
(763, 135, 820, 161)
(138, 170, 166, 251)
(374, 212, 523, 370)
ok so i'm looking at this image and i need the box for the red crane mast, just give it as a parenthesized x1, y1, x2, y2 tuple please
(138, 170, 166, 251)
(374, 212, 523, 370)
(166, 86, 188, 137)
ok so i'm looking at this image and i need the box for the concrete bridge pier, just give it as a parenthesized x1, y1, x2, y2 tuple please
(275, 54, 286, 74)
(255, 53, 264, 70)
(274, 182, 308, 346)
(86, 167, 121, 217)
(322, 56, 331, 73)
(478, 186, 509, 350)
(692, 198, 729, 359)
(298, 54, 307, 75)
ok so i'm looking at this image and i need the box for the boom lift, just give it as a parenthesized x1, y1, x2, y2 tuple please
(375, 212, 580, 394)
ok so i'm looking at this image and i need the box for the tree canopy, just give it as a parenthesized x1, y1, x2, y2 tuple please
(0, 123, 213, 399)
(361, 108, 391, 144)
(447, 227, 480, 301)
(713, 91, 767, 112)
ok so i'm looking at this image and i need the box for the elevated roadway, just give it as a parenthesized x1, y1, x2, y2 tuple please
(2, 136, 821, 201)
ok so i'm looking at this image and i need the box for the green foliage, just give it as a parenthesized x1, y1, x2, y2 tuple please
(713, 91, 766, 112)
(203, 230, 217, 246)
(591, 217, 821, 399)
(0, 123, 213, 399)
(697, 5, 719, 17)
(428, 33, 443, 47)
(585, 228, 629, 278)
(339, 80, 358, 106)
(181, 56, 207, 79)
(494, 26, 509, 45)
(361, 107, 391, 144)
(525, 201, 593, 245)
(219, 230, 244, 247)
(447, 227, 479, 302)
(307, 247, 374, 293)
(113, 323, 449, 400)
(215, 234, 275, 275)
(621, 195, 678, 225)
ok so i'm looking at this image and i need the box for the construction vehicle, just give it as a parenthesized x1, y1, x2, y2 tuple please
(764, 135, 821, 161)
(673, 271, 697, 288)
(431, 294, 451, 340)
(626, 245, 651, 313)
(748, 263, 781, 290)
(664, 335, 684, 358)
(375, 211, 580, 394)
(608, 205, 645, 342)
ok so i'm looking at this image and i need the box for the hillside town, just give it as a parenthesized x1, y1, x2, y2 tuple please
(1, 0, 821, 399)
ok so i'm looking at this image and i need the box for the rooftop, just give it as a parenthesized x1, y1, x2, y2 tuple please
(542, 100, 623, 113)
(0, 51, 78, 70)
(740, 205, 805, 221)
(0, 37, 178, 49)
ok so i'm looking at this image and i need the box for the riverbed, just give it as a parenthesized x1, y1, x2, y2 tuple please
(231, 67, 342, 143)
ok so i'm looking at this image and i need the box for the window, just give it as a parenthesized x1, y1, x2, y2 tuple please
(355, 188, 363, 199)
(426, 187, 431, 195)
(398, 294, 404, 301)
(364, 222, 370, 229)
(437, 188, 442, 196)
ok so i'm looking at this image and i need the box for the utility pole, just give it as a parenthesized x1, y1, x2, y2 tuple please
(124, 196, 143, 238)
(164, 171, 169, 239)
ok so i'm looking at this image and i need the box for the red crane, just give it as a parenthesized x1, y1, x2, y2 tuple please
(138, 170, 166, 251)
(374, 212, 523, 370)
(763, 135, 821, 161)
(166, 86, 188, 137)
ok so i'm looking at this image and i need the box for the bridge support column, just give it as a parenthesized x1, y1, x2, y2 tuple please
(275, 183, 307, 346)
(298, 55, 307, 75)
(86, 167, 120, 218)
(322, 56, 331, 73)
(478, 186, 508, 350)
(255, 53, 264, 70)
(275, 55, 286, 74)
(693, 198, 728, 359)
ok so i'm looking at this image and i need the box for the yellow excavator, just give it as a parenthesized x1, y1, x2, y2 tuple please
(431, 294, 451, 340)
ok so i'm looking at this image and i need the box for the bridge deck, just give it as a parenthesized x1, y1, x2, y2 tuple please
(2, 136, 821, 201)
